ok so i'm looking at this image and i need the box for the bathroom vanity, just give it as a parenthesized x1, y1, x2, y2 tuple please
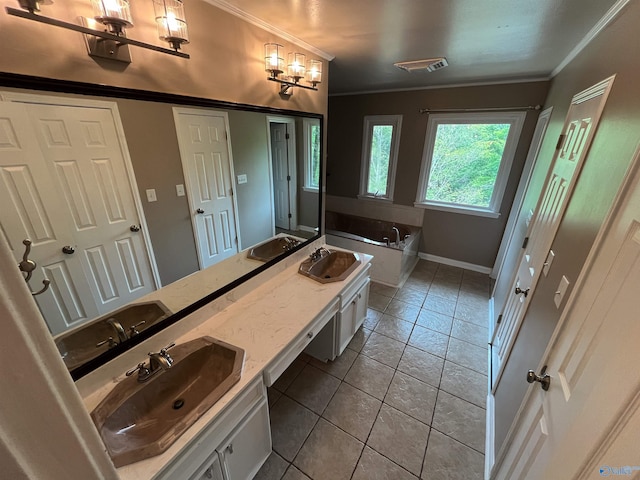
(80, 239, 371, 480)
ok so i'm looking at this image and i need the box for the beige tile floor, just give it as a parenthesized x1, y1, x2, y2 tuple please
(254, 260, 489, 480)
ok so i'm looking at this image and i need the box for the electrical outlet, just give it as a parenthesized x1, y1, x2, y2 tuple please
(146, 188, 157, 202)
(176, 184, 185, 197)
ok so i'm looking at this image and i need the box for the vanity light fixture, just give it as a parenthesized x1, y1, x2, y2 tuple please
(5, 0, 190, 64)
(265, 43, 321, 96)
(153, 0, 189, 51)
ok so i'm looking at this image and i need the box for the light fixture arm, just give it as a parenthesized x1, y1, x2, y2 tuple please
(267, 76, 318, 97)
(6, 6, 190, 59)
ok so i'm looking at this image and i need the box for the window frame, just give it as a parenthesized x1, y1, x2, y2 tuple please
(358, 114, 403, 202)
(414, 111, 526, 218)
(302, 117, 321, 193)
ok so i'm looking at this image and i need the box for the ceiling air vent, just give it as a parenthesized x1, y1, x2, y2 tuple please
(394, 57, 449, 73)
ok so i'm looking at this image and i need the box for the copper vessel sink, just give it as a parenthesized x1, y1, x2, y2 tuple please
(247, 236, 300, 262)
(299, 251, 361, 283)
(91, 336, 245, 467)
(55, 301, 171, 371)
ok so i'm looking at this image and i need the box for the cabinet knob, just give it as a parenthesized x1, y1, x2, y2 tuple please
(307, 332, 314, 339)
(227, 443, 234, 454)
(204, 467, 213, 479)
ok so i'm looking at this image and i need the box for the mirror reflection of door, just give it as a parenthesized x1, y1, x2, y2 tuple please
(173, 108, 240, 269)
(268, 117, 297, 234)
(0, 98, 157, 335)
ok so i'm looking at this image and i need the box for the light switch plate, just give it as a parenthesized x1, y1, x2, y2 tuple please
(554, 275, 570, 308)
(146, 188, 157, 202)
(543, 250, 555, 277)
(176, 184, 185, 197)
(237, 174, 248, 185)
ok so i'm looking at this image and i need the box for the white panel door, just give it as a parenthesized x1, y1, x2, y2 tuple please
(174, 110, 238, 269)
(270, 122, 291, 230)
(491, 77, 615, 390)
(493, 145, 640, 480)
(0, 101, 155, 334)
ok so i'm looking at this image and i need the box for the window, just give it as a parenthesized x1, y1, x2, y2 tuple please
(303, 118, 321, 192)
(359, 115, 402, 201)
(415, 112, 525, 217)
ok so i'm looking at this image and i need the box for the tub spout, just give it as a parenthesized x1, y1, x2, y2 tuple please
(392, 227, 400, 247)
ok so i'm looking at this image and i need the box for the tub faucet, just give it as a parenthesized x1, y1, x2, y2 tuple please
(392, 227, 400, 247)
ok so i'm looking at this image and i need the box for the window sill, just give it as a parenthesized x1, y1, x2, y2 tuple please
(302, 186, 319, 193)
(358, 194, 394, 204)
(413, 202, 500, 218)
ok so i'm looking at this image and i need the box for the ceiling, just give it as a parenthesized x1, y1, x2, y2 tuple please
(217, 0, 620, 95)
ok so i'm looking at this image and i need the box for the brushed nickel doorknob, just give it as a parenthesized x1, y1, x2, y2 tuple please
(130, 224, 141, 232)
(526, 366, 550, 391)
(196, 208, 205, 214)
(61, 245, 75, 254)
(515, 287, 530, 297)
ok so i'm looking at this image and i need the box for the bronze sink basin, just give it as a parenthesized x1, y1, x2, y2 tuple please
(299, 250, 361, 283)
(90, 336, 245, 467)
(247, 236, 300, 262)
(55, 301, 172, 371)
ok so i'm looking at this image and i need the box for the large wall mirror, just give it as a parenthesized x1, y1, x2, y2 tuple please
(0, 73, 323, 380)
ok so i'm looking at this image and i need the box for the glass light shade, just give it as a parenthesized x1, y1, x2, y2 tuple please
(287, 52, 306, 81)
(265, 43, 285, 76)
(306, 59, 322, 86)
(154, 0, 189, 50)
(91, 0, 133, 34)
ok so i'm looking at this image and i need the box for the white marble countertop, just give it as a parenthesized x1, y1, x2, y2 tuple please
(82, 243, 372, 480)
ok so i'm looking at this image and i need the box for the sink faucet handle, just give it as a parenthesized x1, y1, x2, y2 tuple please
(126, 362, 149, 377)
(96, 336, 118, 349)
(128, 320, 146, 336)
(160, 342, 175, 355)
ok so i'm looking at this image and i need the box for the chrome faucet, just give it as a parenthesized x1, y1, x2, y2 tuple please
(310, 247, 330, 262)
(392, 227, 400, 247)
(107, 318, 129, 343)
(282, 237, 300, 251)
(126, 342, 175, 382)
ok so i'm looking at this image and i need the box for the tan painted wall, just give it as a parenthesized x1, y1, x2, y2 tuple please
(327, 82, 550, 267)
(494, 1, 640, 454)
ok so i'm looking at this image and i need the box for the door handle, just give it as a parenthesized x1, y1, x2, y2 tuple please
(196, 208, 205, 214)
(526, 366, 551, 391)
(514, 287, 530, 297)
(130, 224, 141, 232)
(61, 245, 75, 255)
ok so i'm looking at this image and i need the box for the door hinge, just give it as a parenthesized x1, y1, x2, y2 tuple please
(287, 175, 291, 181)
(288, 213, 292, 219)
(522, 236, 529, 249)
(556, 134, 566, 150)
(285, 133, 290, 140)
(497, 314, 502, 325)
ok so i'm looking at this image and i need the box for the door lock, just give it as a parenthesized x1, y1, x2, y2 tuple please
(61, 245, 75, 255)
(515, 286, 530, 297)
(526, 366, 551, 391)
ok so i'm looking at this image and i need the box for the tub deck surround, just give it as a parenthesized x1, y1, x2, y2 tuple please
(325, 212, 420, 287)
(81, 243, 372, 480)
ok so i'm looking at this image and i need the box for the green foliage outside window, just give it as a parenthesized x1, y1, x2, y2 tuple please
(426, 123, 510, 207)
(367, 125, 393, 195)
(309, 124, 320, 188)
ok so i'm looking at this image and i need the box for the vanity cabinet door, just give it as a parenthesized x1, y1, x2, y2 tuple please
(192, 454, 224, 480)
(337, 278, 370, 355)
(218, 398, 271, 480)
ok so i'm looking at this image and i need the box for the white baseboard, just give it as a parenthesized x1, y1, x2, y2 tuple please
(418, 253, 492, 274)
(485, 390, 495, 480)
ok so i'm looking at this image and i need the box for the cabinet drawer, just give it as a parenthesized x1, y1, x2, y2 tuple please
(339, 263, 371, 307)
(263, 297, 339, 386)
